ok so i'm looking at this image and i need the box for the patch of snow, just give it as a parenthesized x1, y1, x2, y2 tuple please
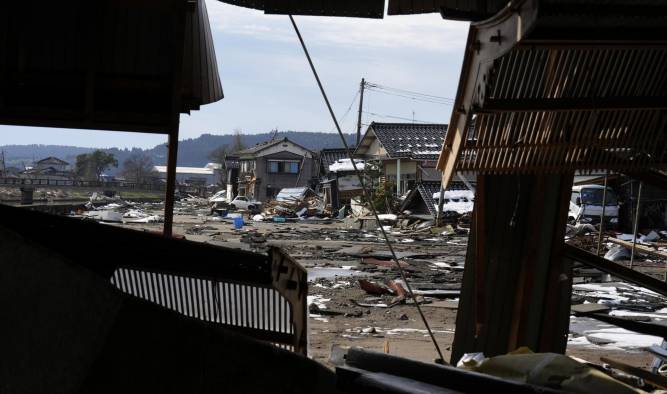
(307, 295, 330, 309)
(329, 158, 364, 173)
(583, 327, 662, 348)
(385, 328, 454, 335)
(377, 214, 398, 221)
(609, 310, 667, 319)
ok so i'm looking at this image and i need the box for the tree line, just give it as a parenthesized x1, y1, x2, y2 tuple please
(75, 151, 157, 183)
(74, 130, 248, 183)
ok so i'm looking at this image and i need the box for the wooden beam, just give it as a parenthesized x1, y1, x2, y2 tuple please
(162, 0, 189, 237)
(607, 237, 667, 260)
(575, 311, 667, 339)
(600, 357, 667, 390)
(563, 244, 667, 297)
(478, 97, 667, 112)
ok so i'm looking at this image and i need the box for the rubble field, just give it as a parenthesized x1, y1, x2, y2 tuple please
(90, 197, 666, 371)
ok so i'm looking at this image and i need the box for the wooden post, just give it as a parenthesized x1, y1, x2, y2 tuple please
(452, 173, 574, 363)
(162, 0, 188, 237)
(396, 158, 401, 196)
(630, 181, 643, 269)
(596, 173, 609, 256)
(436, 184, 445, 226)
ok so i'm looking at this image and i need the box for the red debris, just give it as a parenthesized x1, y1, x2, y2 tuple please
(358, 279, 393, 295)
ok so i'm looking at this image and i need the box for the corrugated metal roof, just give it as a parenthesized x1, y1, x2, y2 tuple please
(438, 0, 667, 187)
(218, 0, 507, 20)
(218, 0, 385, 18)
(387, 0, 506, 20)
(0, 0, 222, 134)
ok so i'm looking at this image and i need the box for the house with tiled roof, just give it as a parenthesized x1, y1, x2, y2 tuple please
(354, 122, 447, 195)
(236, 137, 317, 201)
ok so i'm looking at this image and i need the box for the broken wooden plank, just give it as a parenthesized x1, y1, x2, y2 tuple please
(423, 300, 459, 309)
(573, 311, 667, 340)
(563, 244, 667, 297)
(601, 357, 667, 389)
(570, 304, 610, 314)
(607, 237, 667, 260)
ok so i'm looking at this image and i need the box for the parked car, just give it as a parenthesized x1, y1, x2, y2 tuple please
(229, 196, 261, 211)
(569, 184, 619, 227)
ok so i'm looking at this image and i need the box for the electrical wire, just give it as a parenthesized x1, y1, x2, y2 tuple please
(365, 82, 455, 106)
(366, 82, 455, 102)
(362, 110, 438, 124)
(289, 14, 447, 364)
(365, 87, 454, 106)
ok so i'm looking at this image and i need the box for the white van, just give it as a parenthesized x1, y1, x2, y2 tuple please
(569, 184, 619, 227)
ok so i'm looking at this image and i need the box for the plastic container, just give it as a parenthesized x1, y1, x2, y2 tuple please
(233, 216, 244, 229)
(272, 216, 286, 223)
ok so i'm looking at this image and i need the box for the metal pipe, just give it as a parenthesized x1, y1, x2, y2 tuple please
(596, 173, 608, 256)
(630, 181, 643, 269)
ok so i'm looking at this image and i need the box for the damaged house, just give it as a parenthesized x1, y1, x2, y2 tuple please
(22, 156, 73, 180)
(237, 137, 317, 202)
(318, 148, 364, 211)
(400, 180, 474, 219)
(354, 122, 447, 196)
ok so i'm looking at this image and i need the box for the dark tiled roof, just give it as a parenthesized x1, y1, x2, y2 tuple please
(371, 123, 447, 161)
(319, 148, 352, 173)
(37, 156, 69, 165)
(401, 180, 472, 216)
(416, 181, 441, 216)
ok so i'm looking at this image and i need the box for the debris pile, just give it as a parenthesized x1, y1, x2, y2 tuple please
(261, 195, 330, 219)
(569, 282, 667, 349)
(80, 199, 162, 224)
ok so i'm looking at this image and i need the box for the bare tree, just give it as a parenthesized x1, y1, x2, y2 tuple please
(121, 153, 157, 183)
(208, 145, 228, 165)
(231, 129, 246, 152)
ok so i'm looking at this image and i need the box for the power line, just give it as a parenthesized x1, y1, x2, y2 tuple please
(366, 81, 455, 103)
(338, 89, 360, 124)
(363, 110, 438, 124)
(289, 15, 446, 364)
(365, 86, 454, 106)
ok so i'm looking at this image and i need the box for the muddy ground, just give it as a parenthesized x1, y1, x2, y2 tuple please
(112, 210, 658, 370)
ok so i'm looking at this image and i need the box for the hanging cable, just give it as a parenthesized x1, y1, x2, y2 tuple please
(367, 81, 455, 102)
(289, 15, 446, 364)
(364, 81, 455, 106)
(363, 110, 438, 124)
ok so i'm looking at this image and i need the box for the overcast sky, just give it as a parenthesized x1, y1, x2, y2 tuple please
(0, 1, 469, 149)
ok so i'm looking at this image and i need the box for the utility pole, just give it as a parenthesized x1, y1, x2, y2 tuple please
(356, 78, 365, 147)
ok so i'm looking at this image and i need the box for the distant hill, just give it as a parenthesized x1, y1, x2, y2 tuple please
(1, 131, 356, 175)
